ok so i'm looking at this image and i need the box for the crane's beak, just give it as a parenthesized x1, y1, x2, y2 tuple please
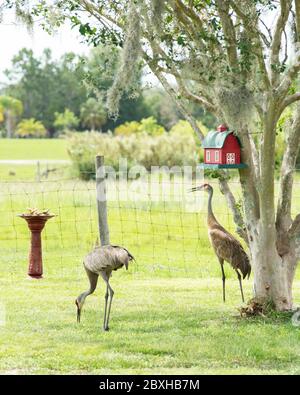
(75, 300, 81, 323)
(188, 186, 204, 193)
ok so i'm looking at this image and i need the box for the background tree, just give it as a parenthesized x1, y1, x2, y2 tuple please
(80, 45, 151, 131)
(54, 108, 79, 134)
(4, 49, 87, 135)
(0, 95, 23, 137)
(4, 46, 189, 133)
(144, 87, 217, 130)
(144, 88, 182, 129)
(28, 0, 300, 311)
(1, 40, 216, 134)
(80, 97, 106, 131)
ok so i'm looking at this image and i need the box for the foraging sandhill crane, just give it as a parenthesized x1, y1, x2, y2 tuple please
(75, 245, 134, 331)
(190, 184, 251, 302)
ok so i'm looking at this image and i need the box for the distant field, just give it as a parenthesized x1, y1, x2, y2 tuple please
(0, 138, 71, 181)
(0, 139, 69, 160)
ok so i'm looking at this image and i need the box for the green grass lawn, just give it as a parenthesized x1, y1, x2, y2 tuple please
(0, 139, 69, 160)
(1, 276, 300, 374)
(1, 179, 300, 374)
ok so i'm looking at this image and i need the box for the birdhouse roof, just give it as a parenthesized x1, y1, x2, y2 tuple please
(202, 130, 239, 148)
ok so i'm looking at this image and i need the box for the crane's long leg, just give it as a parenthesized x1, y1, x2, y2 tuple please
(100, 272, 114, 331)
(103, 283, 109, 330)
(218, 258, 226, 302)
(236, 270, 245, 303)
(105, 281, 114, 331)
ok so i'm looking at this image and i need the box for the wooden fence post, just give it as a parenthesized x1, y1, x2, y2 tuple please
(95, 155, 110, 246)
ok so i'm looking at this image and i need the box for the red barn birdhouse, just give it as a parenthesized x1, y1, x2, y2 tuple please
(201, 124, 247, 169)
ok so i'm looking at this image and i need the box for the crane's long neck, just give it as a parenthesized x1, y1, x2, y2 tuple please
(77, 274, 98, 306)
(207, 188, 218, 226)
(78, 290, 92, 304)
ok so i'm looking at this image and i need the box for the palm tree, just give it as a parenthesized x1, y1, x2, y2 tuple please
(80, 98, 106, 131)
(0, 96, 23, 138)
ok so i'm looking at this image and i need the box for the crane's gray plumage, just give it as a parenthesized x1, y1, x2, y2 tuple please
(84, 245, 134, 273)
(76, 244, 134, 331)
(190, 183, 251, 302)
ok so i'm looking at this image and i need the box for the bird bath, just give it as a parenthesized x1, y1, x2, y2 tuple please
(18, 212, 55, 279)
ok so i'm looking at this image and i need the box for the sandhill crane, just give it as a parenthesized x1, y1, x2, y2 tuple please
(75, 244, 134, 331)
(190, 184, 251, 302)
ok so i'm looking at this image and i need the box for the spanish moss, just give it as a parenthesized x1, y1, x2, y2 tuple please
(213, 84, 256, 130)
(15, 1, 34, 29)
(106, 1, 141, 119)
(151, 0, 166, 34)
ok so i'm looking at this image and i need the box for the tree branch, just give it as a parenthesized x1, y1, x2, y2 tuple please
(278, 92, 300, 114)
(238, 129, 261, 222)
(288, 214, 300, 238)
(175, 76, 216, 114)
(80, 0, 123, 29)
(277, 104, 300, 231)
(270, 0, 292, 86)
(175, 0, 205, 30)
(219, 178, 249, 243)
(150, 65, 205, 142)
(249, 133, 260, 182)
(278, 52, 300, 97)
(295, 0, 300, 42)
(229, 0, 271, 89)
(215, 0, 239, 69)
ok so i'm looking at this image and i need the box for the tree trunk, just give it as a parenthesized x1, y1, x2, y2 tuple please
(250, 229, 297, 311)
(236, 111, 299, 312)
(5, 111, 14, 138)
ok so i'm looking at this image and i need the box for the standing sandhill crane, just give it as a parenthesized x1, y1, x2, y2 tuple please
(75, 245, 134, 331)
(190, 184, 251, 302)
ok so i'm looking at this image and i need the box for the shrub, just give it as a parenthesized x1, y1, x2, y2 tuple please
(15, 118, 47, 138)
(114, 121, 140, 136)
(67, 129, 198, 180)
(0, 104, 4, 123)
(114, 117, 165, 136)
(54, 109, 79, 133)
(169, 120, 208, 143)
(138, 117, 165, 136)
(169, 120, 207, 163)
(67, 132, 121, 180)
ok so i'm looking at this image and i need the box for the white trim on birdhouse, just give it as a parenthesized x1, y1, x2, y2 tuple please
(214, 151, 219, 163)
(206, 150, 211, 162)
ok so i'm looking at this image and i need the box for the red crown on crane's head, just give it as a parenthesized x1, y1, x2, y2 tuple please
(217, 124, 228, 132)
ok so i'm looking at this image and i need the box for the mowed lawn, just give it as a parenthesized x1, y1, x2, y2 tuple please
(1, 275, 300, 375)
(0, 139, 70, 180)
(0, 139, 69, 160)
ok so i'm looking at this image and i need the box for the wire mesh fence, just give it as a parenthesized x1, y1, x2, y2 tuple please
(1, 165, 300, 280)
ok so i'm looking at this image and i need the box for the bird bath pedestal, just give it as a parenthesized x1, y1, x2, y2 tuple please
(18, 214, 55, 279)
